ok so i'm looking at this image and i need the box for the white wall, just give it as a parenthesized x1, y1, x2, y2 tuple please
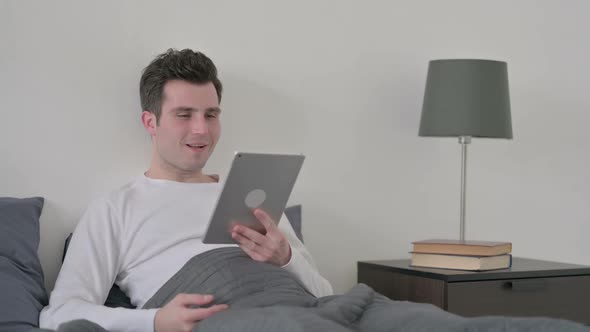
(1, 0, 589, 294)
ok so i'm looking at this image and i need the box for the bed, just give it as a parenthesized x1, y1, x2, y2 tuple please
(2, 197, 589, 332)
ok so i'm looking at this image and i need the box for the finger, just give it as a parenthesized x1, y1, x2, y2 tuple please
(254, 209, 277, 232)
(238, 239, 268, 261)
(187, 304, 229, 322)
(254, 210, 287, 244)
(231, 231, 252, 247)
(232, 232, 265, 255)
(232, 225, 267, 245)
(174, 293, 215, 307)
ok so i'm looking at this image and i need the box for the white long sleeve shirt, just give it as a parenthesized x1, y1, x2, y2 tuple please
(40, 174, 333, 332)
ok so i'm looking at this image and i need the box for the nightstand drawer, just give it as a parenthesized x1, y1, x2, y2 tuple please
(447, 275, 590, 324)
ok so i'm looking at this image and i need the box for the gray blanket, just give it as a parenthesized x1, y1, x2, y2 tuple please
(38, 248, 590, 332)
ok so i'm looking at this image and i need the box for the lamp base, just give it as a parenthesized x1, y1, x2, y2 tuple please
(459, 136, 471, 241)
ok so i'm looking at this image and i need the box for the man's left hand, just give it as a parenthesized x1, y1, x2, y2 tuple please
(231, 209, 292, 266)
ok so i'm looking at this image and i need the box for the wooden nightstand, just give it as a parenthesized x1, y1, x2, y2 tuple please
(358, 257, 590, 325)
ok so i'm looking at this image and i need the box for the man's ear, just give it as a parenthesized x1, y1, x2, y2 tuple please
(141, 111, 157, 136)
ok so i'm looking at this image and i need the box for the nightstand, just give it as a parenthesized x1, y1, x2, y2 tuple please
(358, 257, 590, 325)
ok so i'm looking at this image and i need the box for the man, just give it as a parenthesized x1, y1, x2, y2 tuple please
(40, 48, 333, 332)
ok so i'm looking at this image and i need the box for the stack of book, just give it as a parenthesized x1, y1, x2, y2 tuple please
(410, 239, 513, 271)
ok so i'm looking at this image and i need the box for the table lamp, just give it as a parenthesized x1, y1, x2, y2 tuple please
(419, 59, 512, 241)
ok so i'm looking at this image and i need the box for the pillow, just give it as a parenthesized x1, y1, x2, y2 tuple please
(0, 197, 48, 332)
(284, 204, 303, 243)
(62, 204, 304, 310)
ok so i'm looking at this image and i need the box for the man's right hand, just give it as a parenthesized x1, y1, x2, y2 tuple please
(154, 293, 228, 332)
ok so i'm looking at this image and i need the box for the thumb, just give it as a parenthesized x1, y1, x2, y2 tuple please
(174, 293, 214, 307)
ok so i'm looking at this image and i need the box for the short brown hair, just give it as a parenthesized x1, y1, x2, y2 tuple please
(139, 48, 223, 123)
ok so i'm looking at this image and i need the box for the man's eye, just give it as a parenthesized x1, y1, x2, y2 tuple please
(206, 113, 219, 119)
(177, 114, 190, 118)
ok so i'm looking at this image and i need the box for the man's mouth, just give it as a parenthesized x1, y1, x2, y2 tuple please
(186, 143, 207, 151)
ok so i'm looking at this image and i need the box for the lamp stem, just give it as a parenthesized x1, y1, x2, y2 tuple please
(459, 136, 471, 242)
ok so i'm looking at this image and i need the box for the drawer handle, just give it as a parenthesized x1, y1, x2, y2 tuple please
(504, 280, 547, 292)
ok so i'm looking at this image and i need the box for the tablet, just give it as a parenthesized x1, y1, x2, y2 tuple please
(203, 152, 305, 244)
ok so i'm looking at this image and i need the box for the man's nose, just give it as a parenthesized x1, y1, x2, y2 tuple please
(190, 114, 209, 134)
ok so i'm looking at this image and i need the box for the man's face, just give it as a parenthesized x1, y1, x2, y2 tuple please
(144, 80, 221, 175)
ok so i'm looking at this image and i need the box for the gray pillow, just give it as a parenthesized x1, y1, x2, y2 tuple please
(284, 204, 303, 243)
(0, 197, 48, 332)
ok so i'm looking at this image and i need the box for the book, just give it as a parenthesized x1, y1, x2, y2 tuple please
(410, 252, 512, 271)
(412, 239, 512, 257)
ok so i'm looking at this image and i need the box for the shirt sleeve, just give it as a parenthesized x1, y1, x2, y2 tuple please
(39, 197, 158, 332)
(277, 213, 334, 297)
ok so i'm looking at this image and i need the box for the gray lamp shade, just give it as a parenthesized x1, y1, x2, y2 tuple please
(419, 59, 513, 138)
